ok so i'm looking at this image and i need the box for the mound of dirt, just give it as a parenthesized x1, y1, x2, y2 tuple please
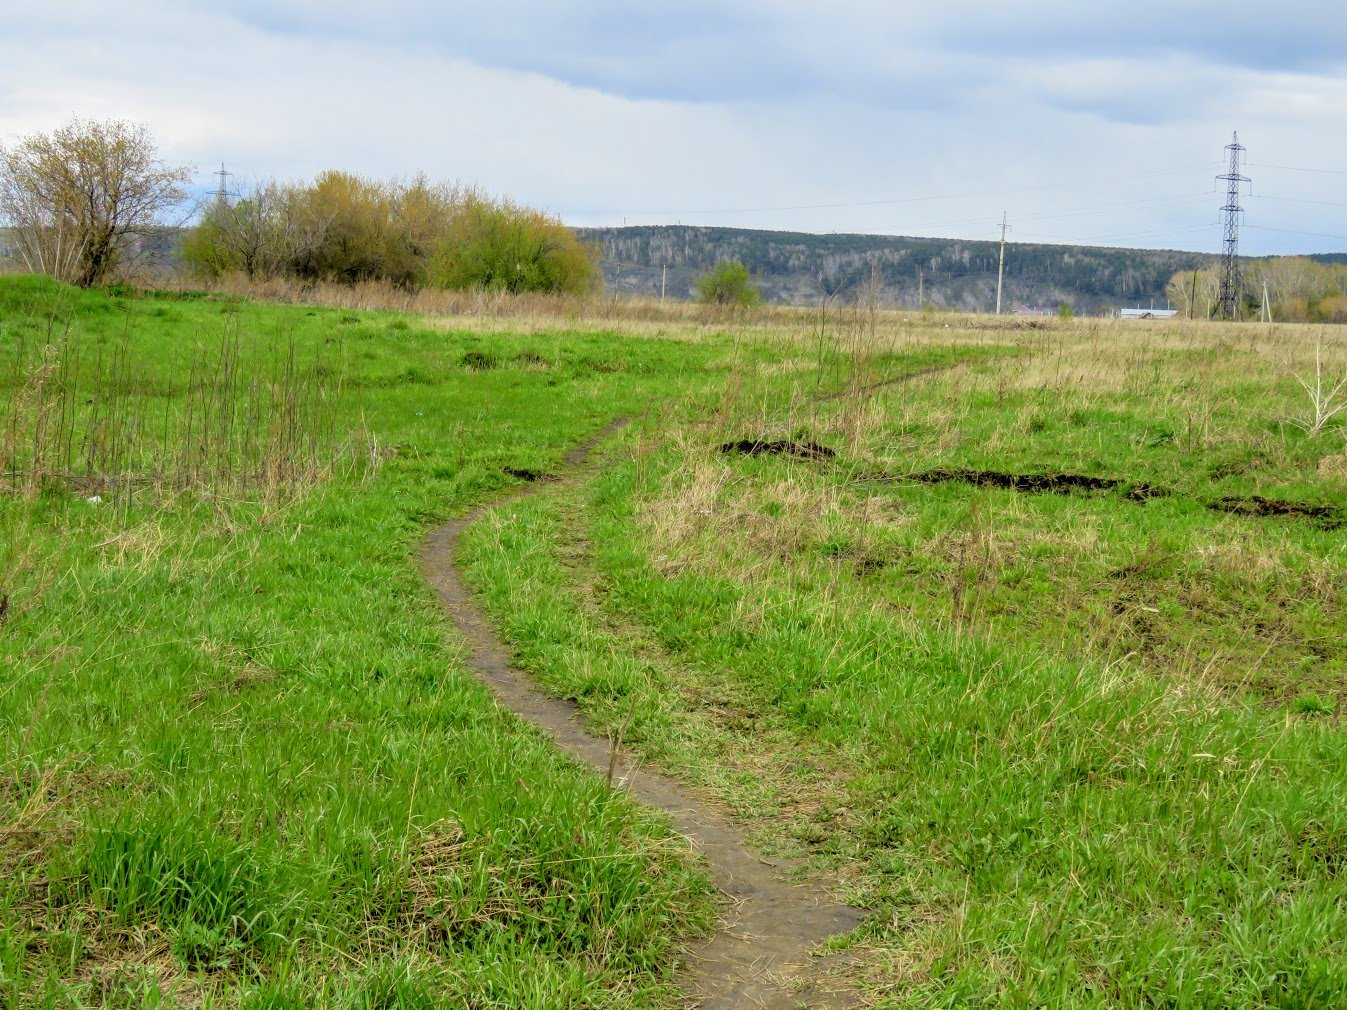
(502, 466, 554, 483)
(1209, 495, 1343, 528)
(910, 468, 1167, 501)
(902, 468, 1340, 526)
(719, 439, 837, 462)
(460, 351, 498, 371)
(853, 557, 891, 577)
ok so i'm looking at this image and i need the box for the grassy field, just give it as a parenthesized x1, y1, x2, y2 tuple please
(0, 276, 816, 1008)
(459, 316, 1347, 1006)
(4, 276, 1346, 1007)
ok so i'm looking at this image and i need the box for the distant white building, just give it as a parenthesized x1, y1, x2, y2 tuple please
(1119, 307, 1179, 320)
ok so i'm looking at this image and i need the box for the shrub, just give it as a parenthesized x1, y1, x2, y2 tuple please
(429, 196, 600, 295)
(180, 182, 296, 281)
(292, 171, 454, 287)
(182, 177, 598, 295)
(696, 260, 761, 307)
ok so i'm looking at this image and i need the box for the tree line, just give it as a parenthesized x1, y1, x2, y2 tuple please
(11, 118, 1344, 317)
(183, 173, 599, 294)
(0, 118, 600, 295)
(1165, 258, 1347, 322)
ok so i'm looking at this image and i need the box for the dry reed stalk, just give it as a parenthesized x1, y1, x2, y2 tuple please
(1274, 334, 1347, 436)
(1, 317, 364, 508)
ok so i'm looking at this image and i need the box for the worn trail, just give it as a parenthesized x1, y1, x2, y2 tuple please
(421, 420, 863, 1009)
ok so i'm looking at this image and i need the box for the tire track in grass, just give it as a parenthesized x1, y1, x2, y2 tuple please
(812, 340, 1036, 406)
(421, 418, 864, 1009)
(812, 357, 978, 403)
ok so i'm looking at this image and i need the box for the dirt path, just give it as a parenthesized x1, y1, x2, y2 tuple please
(812, 357, 977, 403)
(421, 420, 864, 1009)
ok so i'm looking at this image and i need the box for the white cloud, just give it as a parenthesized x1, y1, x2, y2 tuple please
(2, 1, 1344, 255)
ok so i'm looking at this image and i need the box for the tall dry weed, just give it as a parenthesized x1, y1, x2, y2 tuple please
(1, 318, 366, 506)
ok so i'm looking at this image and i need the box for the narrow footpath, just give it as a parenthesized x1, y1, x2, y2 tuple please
(420, 420, 864, 1009)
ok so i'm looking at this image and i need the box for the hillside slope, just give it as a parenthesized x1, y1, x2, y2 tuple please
(579, 225, 1215, 312)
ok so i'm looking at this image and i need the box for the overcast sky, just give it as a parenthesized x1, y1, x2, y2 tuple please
(3, 1, 1345, 255)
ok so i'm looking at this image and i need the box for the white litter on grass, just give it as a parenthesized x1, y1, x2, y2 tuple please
(85, 495, 102, 505)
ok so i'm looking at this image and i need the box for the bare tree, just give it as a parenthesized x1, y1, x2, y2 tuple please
(186, 180, 289, 280)
(182, 178, 340, 282)
(0, 118, 192, 287)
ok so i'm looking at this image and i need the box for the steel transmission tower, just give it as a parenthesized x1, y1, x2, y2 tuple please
(213, 163, 235, 208)
(1216, 133, 1249, 320)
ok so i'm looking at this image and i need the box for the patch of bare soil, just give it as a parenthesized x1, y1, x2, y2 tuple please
(903, 468, 1167, 502)
(501, 466, 556, 483)
(1208, 495, 1344, 528)
(854, 467, 1343, 526)
(422, 420, 864, 1009)
(719, 439, 838, 462)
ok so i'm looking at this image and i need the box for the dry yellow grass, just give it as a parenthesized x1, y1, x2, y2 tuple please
(619, 307, 1347, 704)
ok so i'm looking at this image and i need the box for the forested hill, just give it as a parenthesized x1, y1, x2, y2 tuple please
(578, 225, 1218, 313)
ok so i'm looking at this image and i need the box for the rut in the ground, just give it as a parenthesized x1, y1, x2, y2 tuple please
(420, 420, 864, 1009)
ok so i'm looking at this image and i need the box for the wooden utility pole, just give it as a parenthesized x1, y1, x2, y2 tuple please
(661, 263, 667, 303)
(1188, 269, 1198, 319)
(995, 212, 1009, 315)
(918, 268, 924, 306)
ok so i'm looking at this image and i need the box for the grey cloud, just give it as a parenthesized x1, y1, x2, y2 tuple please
(196, 0, 993, 108)
(925, 2, 1347, 75)
(1005, 56, 1245, 128)
(195, 0, 1347, 114)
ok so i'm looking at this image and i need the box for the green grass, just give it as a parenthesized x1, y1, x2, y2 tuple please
(457, 321, 1347, 1008)
(8, 276, 1344, 1008)
(1, 277, 778, 1007)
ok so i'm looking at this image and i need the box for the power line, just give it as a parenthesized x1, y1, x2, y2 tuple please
(1020, 224, 1213, 246)
(997, 193, 1212, 228)
(1249, 194, 1347, 210)
(588, 157, 1347, 229)
(620, 167, 1203, 219)
(594, 194, 1214, 248)
(1245, 224, 1347, 242)
(585, 151, 1341, 257)
(1247, 162, 1347, 176)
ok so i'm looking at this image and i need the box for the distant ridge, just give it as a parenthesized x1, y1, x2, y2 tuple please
(578, 224, 1218, 312)
(8, 223, 1339, 311)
